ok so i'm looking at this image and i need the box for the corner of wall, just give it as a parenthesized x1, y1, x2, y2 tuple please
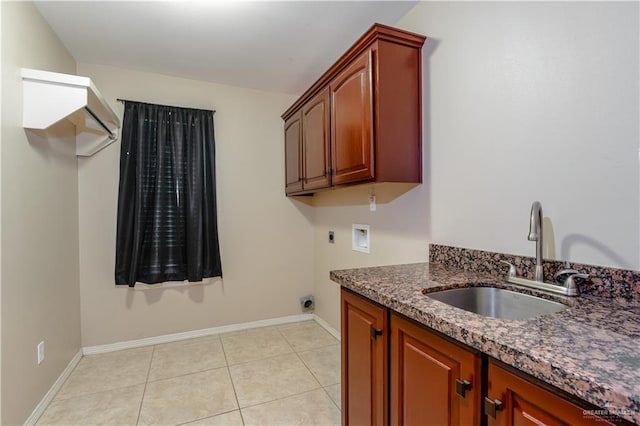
(1, 2, 81, 424)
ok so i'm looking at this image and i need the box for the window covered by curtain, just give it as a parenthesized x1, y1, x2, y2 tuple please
(115, 101, 222, 286)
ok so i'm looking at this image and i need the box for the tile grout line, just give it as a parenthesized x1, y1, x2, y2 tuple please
(294, 341, 340, 353)
(294, 349, 329, 388)
(322, 385, 342, 411)
(284, 323, 342, 414)
(275, 325, 336, 413)
(287, 323, 340, 392)
(278, 323, 341, 389)
(135, 345, 156, 425)
(143, 336, 226, 384)
(144, 364, 230, 385)
(291, 350, 325, 395)
(220, 335, 246, 425)
(275, 325, 296, 352)
(174, 408, 241, 426)
(280, 321, 340, 355)
(238, 387, 333, 411)
(143, 330, 227, 385)
(224, 350, 295, 368)
(225, 326, 327, 411)
(49, 350, 153, 402)
(221, 324, 338, 414)
(229, 325, 306, 414)
(296, 342, 340, 356)
(221, 326, 299, 368)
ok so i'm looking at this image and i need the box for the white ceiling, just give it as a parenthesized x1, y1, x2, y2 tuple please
(34, 1, 418, 95)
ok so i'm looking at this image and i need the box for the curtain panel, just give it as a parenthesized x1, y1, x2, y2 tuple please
(115, 101, 222, 286)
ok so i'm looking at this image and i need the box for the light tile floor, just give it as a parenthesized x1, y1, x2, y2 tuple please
(37, 320, 341, 426)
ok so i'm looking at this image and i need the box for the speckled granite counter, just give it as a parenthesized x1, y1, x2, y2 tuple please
(330, 262, 640, 424)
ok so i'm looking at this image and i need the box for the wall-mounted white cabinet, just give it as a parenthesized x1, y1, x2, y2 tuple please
(21, 68, 120, 156)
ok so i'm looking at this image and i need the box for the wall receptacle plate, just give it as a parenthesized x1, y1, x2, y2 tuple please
(352, 224, 370, 253)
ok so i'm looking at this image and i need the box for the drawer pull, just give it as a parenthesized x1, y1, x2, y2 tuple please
(484, 397, 503, 418)
(455, 379, 472, 398)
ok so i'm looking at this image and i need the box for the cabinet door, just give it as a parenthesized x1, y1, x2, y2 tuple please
(486, 362, 617, 426)
(302, 88, 331, 190)
(341, 289, 388, 426)
(330, 50, 374, 185)
(284, 111, 303, 194)
(391, 314, 481, 426)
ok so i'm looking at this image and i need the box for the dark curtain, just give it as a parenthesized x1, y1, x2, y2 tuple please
(115, 101, 222, 286)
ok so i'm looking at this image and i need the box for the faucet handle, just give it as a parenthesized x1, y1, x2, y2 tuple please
(499, 260, 517, 277)
(564, 273, 590, 297)
(554, 268, 580, 284)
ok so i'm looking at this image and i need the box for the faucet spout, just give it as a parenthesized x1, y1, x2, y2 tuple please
(528, 201, 544, 281)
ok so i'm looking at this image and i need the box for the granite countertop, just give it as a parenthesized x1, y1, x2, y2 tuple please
(330, 262, 640, 424)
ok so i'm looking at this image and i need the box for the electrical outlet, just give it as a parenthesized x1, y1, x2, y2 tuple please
(37, 341, 45, 365)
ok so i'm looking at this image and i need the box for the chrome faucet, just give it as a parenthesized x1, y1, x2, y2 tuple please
(498, 204, 590, 297)
(527, 201, 544, 282)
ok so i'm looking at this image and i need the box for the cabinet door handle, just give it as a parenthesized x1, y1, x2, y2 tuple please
(484, 397, 503, 419)
(370, 327, 383, 340)
(455, 379, 472, 398)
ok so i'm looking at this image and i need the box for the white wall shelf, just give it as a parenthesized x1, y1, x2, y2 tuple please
(21, 68, 120, 157)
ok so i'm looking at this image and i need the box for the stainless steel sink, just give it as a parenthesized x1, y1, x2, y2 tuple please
(426, 287, 567, 320)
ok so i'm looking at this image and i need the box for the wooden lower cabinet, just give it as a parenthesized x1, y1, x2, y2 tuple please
(341, 289, 624, 426)
(391, 314, 481, 426)
(341, 289, 388, 426)
(487, 361, 617, 426)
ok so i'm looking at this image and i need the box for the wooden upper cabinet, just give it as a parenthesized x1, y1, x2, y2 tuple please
(302, 88, 331, 191)
(341, 289, 388, 426)
(282, 23, 425, 195)
(486, 361, 618, 426)
(284, 112, 302, 194)
(330, 50, 374, 185)
(391, 314, 481, 426)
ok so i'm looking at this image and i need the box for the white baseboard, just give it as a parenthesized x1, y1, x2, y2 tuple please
(82, 313, 315, 355)
(313, 313, 341, 341)
(24, 349, 82, 426)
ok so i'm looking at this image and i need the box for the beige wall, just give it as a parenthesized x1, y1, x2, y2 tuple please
(1, 2, 81, 424)
(313, 1, 639, 330)
(311, 184, 430, 330)
(0, 4, 3, 422)
(76, 63, 314, 347)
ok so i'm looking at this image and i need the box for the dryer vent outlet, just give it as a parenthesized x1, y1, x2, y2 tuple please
(300, 295, 315, 313)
